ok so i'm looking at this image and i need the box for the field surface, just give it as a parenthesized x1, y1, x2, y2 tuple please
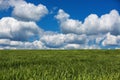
(0, 50, 120, 80)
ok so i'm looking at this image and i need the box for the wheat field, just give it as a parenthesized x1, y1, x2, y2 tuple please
(0, 50, 120, 80)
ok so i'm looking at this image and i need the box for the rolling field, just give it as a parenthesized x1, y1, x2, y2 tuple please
(0, 50, 120, 80)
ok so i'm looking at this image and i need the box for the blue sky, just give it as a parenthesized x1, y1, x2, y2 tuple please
(0, 0, 120, 49)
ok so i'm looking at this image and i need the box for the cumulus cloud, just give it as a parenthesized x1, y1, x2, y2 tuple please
(40, 33, 65, 48)
(55, 9, 70, 22)
(55, 9, 120, 35)
(64, 44, 81, 49)
(40, 32, 101, 49)
(102, 33, 120, 46)
(0, 0, 48, 21)
(10, 0, 48, 21)
(55, 9, 83, 34)
(40, 32, 87, 48)
(55, 9, 120, 49)
(0, 39, 10, 46)
(0, 17, 43, 41)
(0, 39, 45, 49)
(64, 44, 100, 49)
(12, 2, 48, 21)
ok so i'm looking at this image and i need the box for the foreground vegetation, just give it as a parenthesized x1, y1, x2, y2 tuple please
(0, 50, 120, 80)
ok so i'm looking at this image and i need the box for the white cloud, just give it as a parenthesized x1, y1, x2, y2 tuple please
(102, 33, 120, 46)
(0, 0, 48, 21)
(55, 9, 120, 35)
(0, 39, 45, 49)
(64, 34, 87, 44)
(55, 9, 70, 22)
(55, 9, 84, 34)
(83, 45, 101, 49)
(40, 32, 87, 48)
(61, 19, 83, 34)
(97, 10, 120, 35)
(40, 33, 65, 48)
(95, 36, 104, 45)
(64, 44, 100, 49)
(64, 44, 81, 49)
(0, 17, 43, 41)
(10, 0, 48, 21)
(0, 39, 10, 46)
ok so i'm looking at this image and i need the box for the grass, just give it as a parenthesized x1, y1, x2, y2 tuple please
(0, 50, 120, 80)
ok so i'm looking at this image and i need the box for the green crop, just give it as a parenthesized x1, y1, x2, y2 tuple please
(0, 50, 120, 80)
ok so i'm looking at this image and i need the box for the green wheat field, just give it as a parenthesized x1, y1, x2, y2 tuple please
(0, 50, 120, 80)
